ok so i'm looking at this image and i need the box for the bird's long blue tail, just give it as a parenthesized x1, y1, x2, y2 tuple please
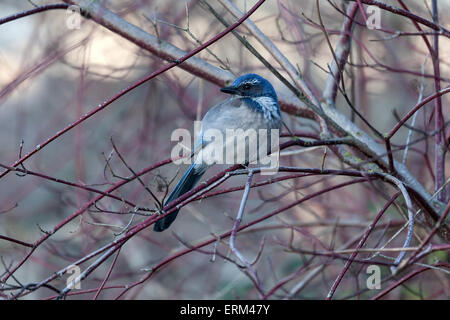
(154, 163, 205, 232)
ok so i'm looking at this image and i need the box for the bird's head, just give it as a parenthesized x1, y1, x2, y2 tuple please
(220, 74, 277, 100)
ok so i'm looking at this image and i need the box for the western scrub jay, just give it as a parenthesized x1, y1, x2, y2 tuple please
(154, 73, 282, 232)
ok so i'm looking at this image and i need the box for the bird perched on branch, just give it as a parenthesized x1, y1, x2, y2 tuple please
(154, 73, 282, 232)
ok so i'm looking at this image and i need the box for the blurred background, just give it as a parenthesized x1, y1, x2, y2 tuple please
(0, 0, 448, 299)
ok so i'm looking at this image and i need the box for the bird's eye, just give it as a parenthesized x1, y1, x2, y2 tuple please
(242, 84, 251, 90)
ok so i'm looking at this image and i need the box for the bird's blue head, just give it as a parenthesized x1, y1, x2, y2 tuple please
(220, 73, 277, 99)
(220, 74, 280, 121)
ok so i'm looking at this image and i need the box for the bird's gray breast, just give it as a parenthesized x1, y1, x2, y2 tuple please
(196, 98, 281, 166)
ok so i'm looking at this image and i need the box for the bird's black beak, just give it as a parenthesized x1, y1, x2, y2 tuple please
(220, 85, 239, 95)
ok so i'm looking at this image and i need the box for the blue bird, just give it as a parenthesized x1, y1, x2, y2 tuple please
(154, 74, 282, 232)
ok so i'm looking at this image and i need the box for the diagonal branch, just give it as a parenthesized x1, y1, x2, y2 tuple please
(322, 3, 359, 104)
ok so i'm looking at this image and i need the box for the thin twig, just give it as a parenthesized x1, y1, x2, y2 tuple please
(229, 169, 264, 297)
